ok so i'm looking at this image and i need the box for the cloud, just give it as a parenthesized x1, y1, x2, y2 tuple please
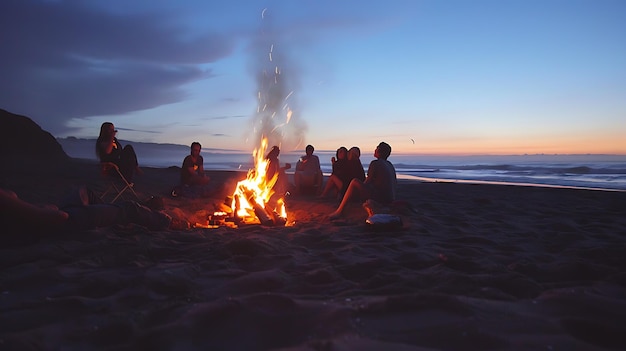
(0, 0, 236, 133)
(200, 115, 247, 120)
(115, 127, 161, 134)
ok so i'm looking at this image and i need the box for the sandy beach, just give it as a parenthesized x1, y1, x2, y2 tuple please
(1, 159, 626, 350)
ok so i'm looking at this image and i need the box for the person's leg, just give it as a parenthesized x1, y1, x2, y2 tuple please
(119, 145, 139, 182)
(63, 204, 124, 230)
(1, 189, 69, 229)
(294, 171, 301, 189)
(320, 175, 342, 197)
(189, 174, 210, 186)
(118, 201, 171, 230)
(63, 201, 171, 231)
(319, 177, 332, 197)
(296, 172, 317, 195)
(315, 171, 323, 193)
(273, 170, 290, 197)
(57, 185, 104, 208)
(329, 179, 367, 218)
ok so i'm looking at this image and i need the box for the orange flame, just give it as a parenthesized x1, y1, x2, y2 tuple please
(231, 137, 287, 223)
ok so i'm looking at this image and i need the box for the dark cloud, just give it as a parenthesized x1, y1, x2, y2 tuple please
(0, 0, 236, 133)
(115, 127, 161, 134)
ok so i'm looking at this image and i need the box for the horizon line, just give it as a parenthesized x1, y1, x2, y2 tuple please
(57, 137, 626, 157)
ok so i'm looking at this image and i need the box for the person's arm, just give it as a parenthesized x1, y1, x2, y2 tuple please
(313, 156, 321, 171)
(197, 156, 209, 179)
(182, 156, 195, 176)
(296, 155, 309, 171)
(98, 139, 115, 156)
(364, 160, 377, 185)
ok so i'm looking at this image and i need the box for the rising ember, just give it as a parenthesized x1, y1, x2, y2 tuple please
(217, 8, 302, 226)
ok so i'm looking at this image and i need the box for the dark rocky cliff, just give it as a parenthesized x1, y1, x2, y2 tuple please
(1, 109, 69, 162)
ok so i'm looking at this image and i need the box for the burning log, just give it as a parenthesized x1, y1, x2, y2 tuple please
(232, 194, 240, 221)
(243, 188, 275, 226)
(270, 210, 287, 226)
(227, 137, 289, 227)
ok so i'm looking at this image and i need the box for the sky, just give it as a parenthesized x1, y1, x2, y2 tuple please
(1, 0, 625, 155)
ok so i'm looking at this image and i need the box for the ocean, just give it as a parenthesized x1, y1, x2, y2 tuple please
(58, 138, 626, 191)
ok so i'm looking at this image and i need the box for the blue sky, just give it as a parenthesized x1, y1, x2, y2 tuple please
(2, 0, 625, 155)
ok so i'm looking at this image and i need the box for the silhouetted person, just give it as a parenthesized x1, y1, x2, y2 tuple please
(320, 146, 349, 198)
(294, 144, 323, 195)
(181, 142, 210, 186)
(329, 142, 396, 219)
(265, 145, 291, 198)
(96, 122, 140, 182)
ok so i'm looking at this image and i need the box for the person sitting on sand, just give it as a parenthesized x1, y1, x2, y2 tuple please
(329, 142, 397, 219)
(346, 146, 366, 184)
(319, 146, 349, 198)
(96, 122, 141, 182)
(265, 145, 291, 196)
(1, 187, 188, 238)
(294, 144, 323, 195)
(321, 146, 366, 199)
(181, 142, 210, 186)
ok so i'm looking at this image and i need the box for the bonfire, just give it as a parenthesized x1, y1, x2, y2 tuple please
(224, 137, 287, 226)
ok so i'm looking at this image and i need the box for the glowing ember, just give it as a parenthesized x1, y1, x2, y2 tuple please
(230, 137, 287, 225)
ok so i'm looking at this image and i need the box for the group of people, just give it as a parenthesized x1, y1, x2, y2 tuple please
(2, 122, 199, 237)
(3, 121, 397, 236)
(96, 122, 398, 219)
(262, 141, 398, 219)
(96, 122, 209, 189)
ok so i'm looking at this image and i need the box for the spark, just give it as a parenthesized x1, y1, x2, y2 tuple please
(284, 91, 293, 100)
(270, 124, 284, 134)
(410, 139, 415, 144)
(261, 8, 267, 19)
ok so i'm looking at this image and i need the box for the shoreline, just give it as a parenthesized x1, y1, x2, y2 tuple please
(397, 174, 626, 193)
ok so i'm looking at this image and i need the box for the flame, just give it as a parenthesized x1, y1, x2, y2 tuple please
(231, 137, 287, 223)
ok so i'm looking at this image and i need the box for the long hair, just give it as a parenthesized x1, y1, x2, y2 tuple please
(337, 146, 348, 160)
(265, 146, 280, 160)
(95, 122, 115, 158)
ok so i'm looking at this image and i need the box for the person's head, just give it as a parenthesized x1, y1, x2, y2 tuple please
(348, 146, 360, 160)
(190, 142, 201, 156)
(266, 145, 280, 160)
(375, 142, 391, 160)
(337, 146, 348, 160)
(99, 122, 116, 139)
(305, 144, 314, 156)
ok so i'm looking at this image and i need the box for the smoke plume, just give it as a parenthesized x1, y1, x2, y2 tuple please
(246, 8, 307, 154)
